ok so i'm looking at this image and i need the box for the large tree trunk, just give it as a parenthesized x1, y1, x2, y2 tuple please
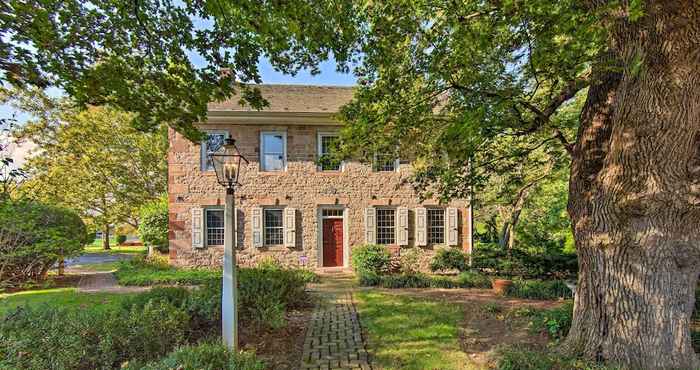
(102, 224, 111, 250)
(565, 1, 700, 368)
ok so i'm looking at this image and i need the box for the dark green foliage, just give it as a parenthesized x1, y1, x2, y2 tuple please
(472, 242, 577, 279)
(0, 300, 188, 370)
(0, 200, 86, 289)
(527, 301, 574, 340)
(351, 244, 391, 275)
(116, 234, 128, 244)
(429, 248, 469, 273)
(121, 287, 190, 311)
(127, 343, 265, 370)
(138, 195, 169, 253)
(506, 279, 573, 300)
(358, 271, 491, 289)
(495, 346, 620, 370)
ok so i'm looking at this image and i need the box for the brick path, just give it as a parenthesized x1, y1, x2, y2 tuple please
(302, 281, 372, 369)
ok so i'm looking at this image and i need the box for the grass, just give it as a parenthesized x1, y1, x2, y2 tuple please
(68, 261, 121, 272)
(0, 288, 135, 316)
(83, 243, 147, 254)
(355, 291, 473, 370)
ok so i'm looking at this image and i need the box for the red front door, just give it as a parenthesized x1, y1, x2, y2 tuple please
(323, 218, 344, 267)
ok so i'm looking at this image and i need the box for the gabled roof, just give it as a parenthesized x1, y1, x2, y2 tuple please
(208, 84, 356, 114)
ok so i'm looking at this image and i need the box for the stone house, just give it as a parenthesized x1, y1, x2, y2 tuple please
(168, 84, 473, 270)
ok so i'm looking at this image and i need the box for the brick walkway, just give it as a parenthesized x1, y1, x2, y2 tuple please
(301, 288, 372, 369)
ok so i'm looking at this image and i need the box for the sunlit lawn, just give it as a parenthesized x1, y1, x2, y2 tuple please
(355, 291, 474, 370)
(67, 262, 121, 272)
(84, 243, 147, 254)
(0, 288, 135, 316)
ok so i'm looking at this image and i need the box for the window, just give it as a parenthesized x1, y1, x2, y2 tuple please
(427, 209, 445, 244)
(201, 132, 227, 171)
(261, 132, 286, 171)
(322, 208, 343, 218)
(318, 133, 341, 171)
(264, 209, 284, 245)
(376, 208, 395, 244)
(206, 209, 224, 246)
(373, 154, 397, 172)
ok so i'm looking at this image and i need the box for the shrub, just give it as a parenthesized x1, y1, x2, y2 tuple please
(505, 279, 573, 300)
(116, 234, 128, 244)
(399, 247, 421, 274)
(352, 244, 391, 275)
(358, 271, 492, 289)
(128, 343, 265, 370)
(139, 195, 169, 253)
(358, 271, 382, 286)
(429, 248, 468, 273)
(456, 271, 492, 288)
(115, 256, 220, 286)
(528, 301, 574, 340)
(122, 286, 190, 310)
(472, 242, 577, 279)
(0, 200, 86, 289)
(0, 300, 188, 370)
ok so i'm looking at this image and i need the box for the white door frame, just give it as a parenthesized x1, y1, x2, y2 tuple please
(316, 206, 349, 268)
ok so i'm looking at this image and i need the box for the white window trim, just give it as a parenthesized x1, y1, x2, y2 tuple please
(375, 207, 397, 245)
(317, 131, 344, 172)
(427, 208, 446, 245)
(260, 131, 287, 172)
(204, 207, 224, 247)
(372, 153, 400, 173)
(200, 131, 229, 171)
(263, 207, 285, 246)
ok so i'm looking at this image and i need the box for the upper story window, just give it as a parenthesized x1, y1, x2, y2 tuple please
(427, 209, 445, 244)
(373, 154, 398, 172)
(205, 208, 224, 246)
(376, 208, 396, 245)
(260, 132, 286, 171)
(201, 131, 228, 171)
(264, 208, 284, 245)
(318, 133, 341, 171)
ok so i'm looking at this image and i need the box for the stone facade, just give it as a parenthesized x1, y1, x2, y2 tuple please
(168, 87, 472, 270)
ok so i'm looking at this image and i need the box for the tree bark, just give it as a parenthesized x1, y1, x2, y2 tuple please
(102, 224, 111, 250)
(565, 1, 700, 368)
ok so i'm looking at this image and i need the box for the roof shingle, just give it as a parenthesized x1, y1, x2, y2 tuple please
(208, 84, 356, 113)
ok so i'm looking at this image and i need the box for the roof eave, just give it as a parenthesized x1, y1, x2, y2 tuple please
(205, 110, 342, 126)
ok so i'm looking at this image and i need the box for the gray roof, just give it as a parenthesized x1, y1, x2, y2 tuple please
(208, 84, 356, 114)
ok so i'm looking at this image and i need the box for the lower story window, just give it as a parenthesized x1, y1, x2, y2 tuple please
(206, 209, 224, 246)
(376, 208, 395, 244)
(427, 209, 445, 244)
(264, 209, 284, 245)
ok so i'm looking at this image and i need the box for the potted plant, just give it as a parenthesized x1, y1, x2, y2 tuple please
(492, 277, 513, 295)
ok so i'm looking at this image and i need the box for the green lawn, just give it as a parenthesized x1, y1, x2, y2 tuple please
(84, 243, 147, 254)
(355, 291, 473, 370)
(0, 288, 135, 316)
(114, 259, 221, 286)
(68, 261, 121, 272)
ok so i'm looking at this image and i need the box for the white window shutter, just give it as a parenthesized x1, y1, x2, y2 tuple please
(365, 207, 376, 244)
(252, 207, 263, 248)
(415, 207, 427, 246)
(284, 208, 296, 248)
(191, 207, 204, 249)
(396, 207, 409, 246)
(446, 207, 459, 246)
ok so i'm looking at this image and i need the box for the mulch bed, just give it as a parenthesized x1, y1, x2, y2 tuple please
(240, 306, 314, 370)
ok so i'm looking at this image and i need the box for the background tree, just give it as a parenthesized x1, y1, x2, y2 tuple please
(1, 0, 360, 139)
(333, 1, 699, 368)
(5, 89, 167, 250)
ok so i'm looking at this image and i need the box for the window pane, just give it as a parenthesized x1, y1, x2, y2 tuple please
(427, 209, 445, 244)
(263, 154, 284, 171)
(204, 133, 226, 170)
(206, 209, 224, 246)
(319, 135, 341, 171)
(374, 154, 396, 172)
(264, 209, 284, 245)
(263, 134, 284, 153)
(376, 209, 395, 244)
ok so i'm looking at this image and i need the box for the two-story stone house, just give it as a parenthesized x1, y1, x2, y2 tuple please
(168, 84, 472, 270)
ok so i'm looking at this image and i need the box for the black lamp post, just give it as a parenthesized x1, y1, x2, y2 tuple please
(208, 137, 248, 350)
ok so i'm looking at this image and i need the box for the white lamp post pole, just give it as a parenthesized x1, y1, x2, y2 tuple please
(222, 187, 238, 350)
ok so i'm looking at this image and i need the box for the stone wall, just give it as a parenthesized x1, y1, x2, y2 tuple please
(168, 122, 471, 270)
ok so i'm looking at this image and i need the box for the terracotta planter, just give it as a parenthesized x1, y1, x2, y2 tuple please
(492, 279, 513, 295)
